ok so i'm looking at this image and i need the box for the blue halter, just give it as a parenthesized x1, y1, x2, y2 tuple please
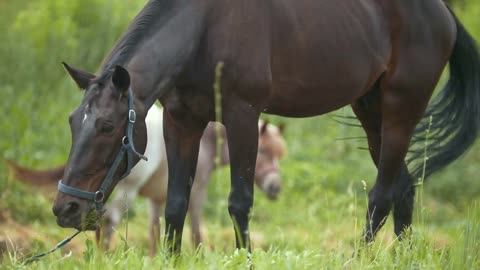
(58, 87, 148, 215)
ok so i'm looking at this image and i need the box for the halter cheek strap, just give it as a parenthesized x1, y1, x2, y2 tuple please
(58, 87, 148, 215)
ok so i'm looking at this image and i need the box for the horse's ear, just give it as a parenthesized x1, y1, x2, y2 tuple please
(260, 120, 269, 135)
(62, 62, 95, 90)
(112, 65, 130, 94)
(278, 123, 286, 134)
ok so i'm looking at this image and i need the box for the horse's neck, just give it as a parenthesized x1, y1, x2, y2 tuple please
(98, 0, 206, 109)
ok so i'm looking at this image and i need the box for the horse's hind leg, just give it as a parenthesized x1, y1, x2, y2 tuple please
(362, 55, 446, 240)
(351, 82, 385, 240)
(352, 87, 416, 239)
(392, 165, 415, 238)
(351, 81, 382, 167)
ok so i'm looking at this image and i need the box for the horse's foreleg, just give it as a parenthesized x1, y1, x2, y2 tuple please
(163, 107, 207, 254)
(188, 153, 213, 248)
(148, 199, 162, 257)
(99, 189, 138, 250)
(224, 102, 260, 251)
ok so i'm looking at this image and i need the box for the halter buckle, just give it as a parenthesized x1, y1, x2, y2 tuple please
(94, 191, 105, 203)
(122, 136, 129, 146)
(128, 109, 136, 123)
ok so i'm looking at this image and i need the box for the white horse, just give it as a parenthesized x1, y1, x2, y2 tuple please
(8, 104, 287, 256)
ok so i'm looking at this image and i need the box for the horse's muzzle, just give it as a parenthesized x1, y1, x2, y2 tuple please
(52, 199, 97, 230)
(260, 172, 282, 200)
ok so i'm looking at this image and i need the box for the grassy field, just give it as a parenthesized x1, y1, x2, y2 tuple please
(1, 1, 480, 269)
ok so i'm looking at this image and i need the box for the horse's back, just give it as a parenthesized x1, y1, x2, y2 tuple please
(206, 0, 390, 116)
(205, 0, 456, 117)
(268, 0, 393, 115)
(381, 0, 456, 71)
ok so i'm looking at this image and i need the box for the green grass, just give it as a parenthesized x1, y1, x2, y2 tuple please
(1, 0, 480, 269)
(1, 113, 479, 269)
(1, 184, 479, 269)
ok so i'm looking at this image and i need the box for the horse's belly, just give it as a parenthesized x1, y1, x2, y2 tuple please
(264, 81, 368, 117)
(267, 45, 386, 117)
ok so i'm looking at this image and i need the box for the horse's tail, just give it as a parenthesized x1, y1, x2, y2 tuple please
(4, 159, 64, 188)
(408, 8, 480, 181)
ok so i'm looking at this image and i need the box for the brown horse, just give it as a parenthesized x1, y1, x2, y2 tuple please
(51, 0, 480, 254)
(8, 104, 286, 255)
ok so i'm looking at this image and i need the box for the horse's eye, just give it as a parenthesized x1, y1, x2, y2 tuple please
(101, 123, 115, 134)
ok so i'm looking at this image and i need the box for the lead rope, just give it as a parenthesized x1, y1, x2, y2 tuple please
(23, 230, 81, 264)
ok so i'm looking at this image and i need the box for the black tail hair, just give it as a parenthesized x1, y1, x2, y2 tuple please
(408, 8, 480, 181)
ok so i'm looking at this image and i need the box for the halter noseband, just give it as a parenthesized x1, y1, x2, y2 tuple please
(58, 87, 148, 215)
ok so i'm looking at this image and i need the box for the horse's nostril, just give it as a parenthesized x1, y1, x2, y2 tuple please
(52, 205, 61, 217)
(267, 184, 281, 199)
(65, 201, 80, 215)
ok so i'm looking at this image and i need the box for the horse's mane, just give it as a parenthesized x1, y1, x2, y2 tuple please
(96, 0, 175, 82)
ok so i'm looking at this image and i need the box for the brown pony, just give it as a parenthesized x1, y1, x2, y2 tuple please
(50, 0, 480, 254)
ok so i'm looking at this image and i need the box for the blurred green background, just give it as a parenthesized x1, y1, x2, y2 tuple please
(0, 0, 479, 268)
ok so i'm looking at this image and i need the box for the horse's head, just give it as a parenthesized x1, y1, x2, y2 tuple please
(254, 121, 287, 200)
(52, 63, 147, 230)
